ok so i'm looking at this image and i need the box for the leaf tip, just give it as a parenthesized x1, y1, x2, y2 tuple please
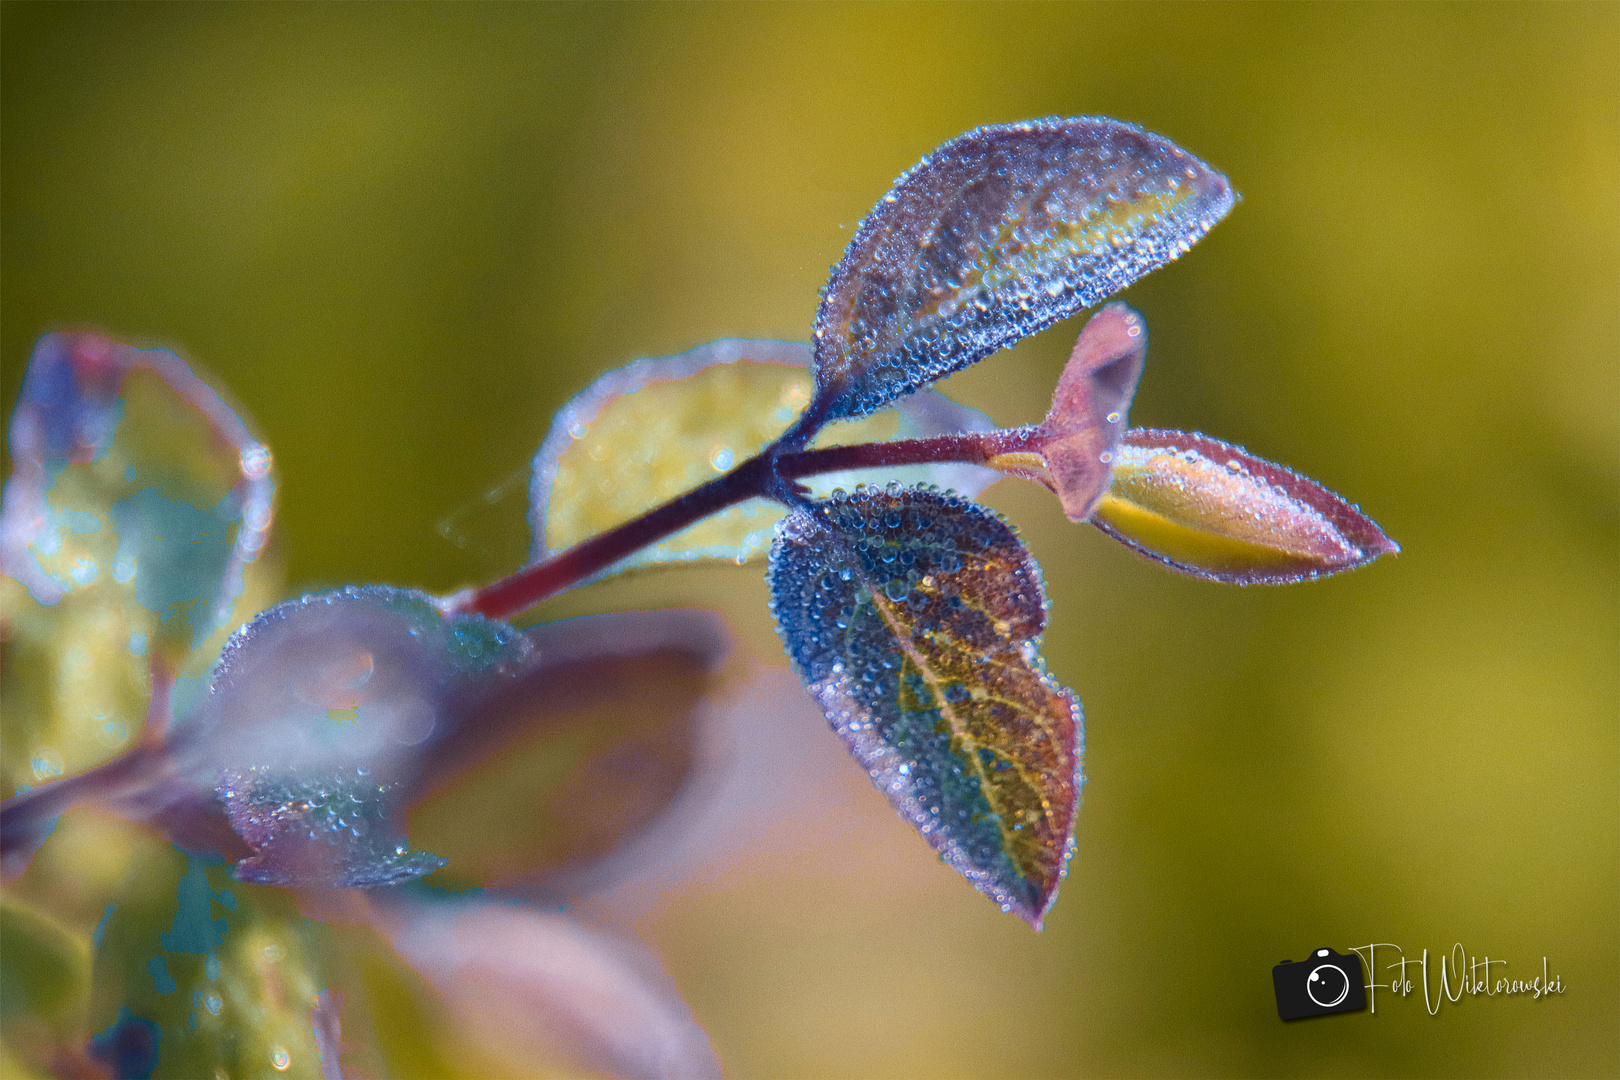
(1095, 429, 1400, 584)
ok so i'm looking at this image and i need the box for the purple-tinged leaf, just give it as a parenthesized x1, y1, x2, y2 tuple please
(767, 485, 1080, 928)
(189, 586, 731, 889)
(981, 303, 1147, 519)
(1034, 303, 1146, 520)
(408, 608, 730, 889)
(372, 896, 721, 1080)
(804, 117, 1235, 429)
(1092, 429, 1399, 584)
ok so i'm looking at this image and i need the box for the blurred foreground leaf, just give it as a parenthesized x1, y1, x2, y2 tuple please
(0, 896, 92, 1056)
(409, 609, 730, 889)
(87, 847, 327, 1079)
(1, 332, 279, 797)
(374, 897, 720, 1079)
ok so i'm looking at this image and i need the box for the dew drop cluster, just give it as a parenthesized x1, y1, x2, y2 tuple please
(812, 116, 1236, 421)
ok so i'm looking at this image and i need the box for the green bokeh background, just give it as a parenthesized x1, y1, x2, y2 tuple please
(4, 3, 1615, 1077)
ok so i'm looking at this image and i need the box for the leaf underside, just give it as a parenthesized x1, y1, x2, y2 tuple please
(810, 116, 1235, 425)
(767, 485, 1080, 927)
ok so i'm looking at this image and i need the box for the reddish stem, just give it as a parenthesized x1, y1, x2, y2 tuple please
(455, 428, 1043, 622)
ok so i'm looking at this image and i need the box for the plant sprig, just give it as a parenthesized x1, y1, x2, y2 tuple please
(3, 117, 1395, 935)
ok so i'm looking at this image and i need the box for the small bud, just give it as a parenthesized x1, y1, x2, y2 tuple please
(1035, 303, 1147, 521)
(1092, 429, 1398, 584)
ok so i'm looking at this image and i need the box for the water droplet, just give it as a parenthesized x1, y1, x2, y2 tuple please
(270, 1046, 290, 1071)
(241, 444, 272, 477)
(710, 446, 735, 472)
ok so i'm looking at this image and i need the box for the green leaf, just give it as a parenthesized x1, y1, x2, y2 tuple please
(529, 338, 997, 572)
(1092, 428, 1399, 583)
(0, 896, 92, 1043)
(805, 117, 1235, 429)
(767, 485, 1080, 927)
(1, 333, 280, 800)
(87, 847, 331, 1079)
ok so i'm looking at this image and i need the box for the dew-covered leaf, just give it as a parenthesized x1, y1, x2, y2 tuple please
(190, 585, 534, 887)
(372, 896, 720, 1080)
(1, 332, 280, 806)
(767, 485, 1079, 927)
(191, 587, 730, 889)
(1092, 429, 1399, 583)
(86, 845, 330, 1080)
(806, 117, 1235, 427)
(529, 338, 997, 572)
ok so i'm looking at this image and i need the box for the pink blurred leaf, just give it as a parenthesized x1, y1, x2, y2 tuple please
(995, 302, 1146, 521)
(373, 897, 720, 1080)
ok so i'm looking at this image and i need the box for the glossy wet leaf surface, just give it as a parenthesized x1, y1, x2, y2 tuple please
(767, 486, 1079, 926)
(530, 338, 997, 572)
(808, 117, 1235, 426)
(1093, 428, 1399, 583)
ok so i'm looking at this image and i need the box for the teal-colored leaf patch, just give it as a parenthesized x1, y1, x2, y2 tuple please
(767, 485, 1081, 927)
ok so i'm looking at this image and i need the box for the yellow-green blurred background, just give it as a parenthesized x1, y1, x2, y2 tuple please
(4, 3, 1615, 1077)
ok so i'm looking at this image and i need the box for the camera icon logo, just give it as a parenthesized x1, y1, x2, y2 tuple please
(1272, 947, 1367, 1020)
